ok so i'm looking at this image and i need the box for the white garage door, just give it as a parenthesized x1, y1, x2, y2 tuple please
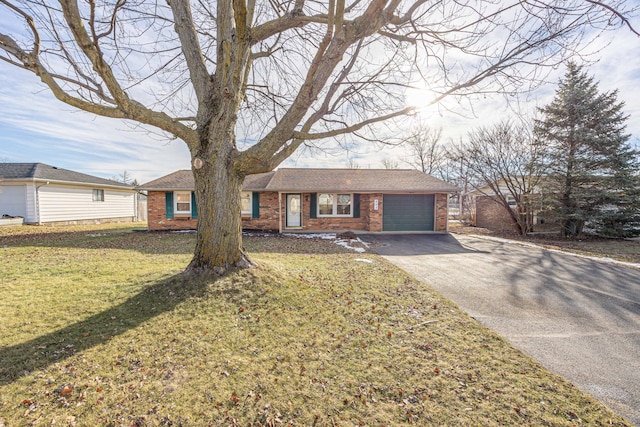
(0, 184, 27, 218)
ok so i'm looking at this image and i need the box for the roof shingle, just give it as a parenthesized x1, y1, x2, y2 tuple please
(0, 163, 132, 188)
(138, 168, 459, 193)
(265, 168, 459, 192)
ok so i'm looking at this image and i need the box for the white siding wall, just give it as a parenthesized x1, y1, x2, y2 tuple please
(38, 184, 135, 223)
(25, 183, 37, 223)
(0, 184, 27, 218)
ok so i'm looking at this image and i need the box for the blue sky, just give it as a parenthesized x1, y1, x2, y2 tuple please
(1, 28, 639, 184)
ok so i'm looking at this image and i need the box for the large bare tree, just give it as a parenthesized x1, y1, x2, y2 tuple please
(0, 0, 637, 274)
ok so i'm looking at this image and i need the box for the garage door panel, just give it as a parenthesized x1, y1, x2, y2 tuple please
(0, 185, 27, 218)
(383, 194, 434, 231)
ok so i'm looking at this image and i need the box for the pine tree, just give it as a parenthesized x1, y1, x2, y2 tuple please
(534, 62, 640, 238)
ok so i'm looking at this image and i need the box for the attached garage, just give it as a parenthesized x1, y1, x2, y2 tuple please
(0, 184, 27, 218)
(383, 194, 435, 231)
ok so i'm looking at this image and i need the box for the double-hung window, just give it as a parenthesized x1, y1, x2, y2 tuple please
(318, 193, 352, 216)
(240, 191, 252, 215)
(92, 189, 104, 202)
(175, 191, 192, 215)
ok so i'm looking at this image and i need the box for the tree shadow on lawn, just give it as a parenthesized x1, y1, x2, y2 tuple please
(0, 229, 197, 256)
(0, 273, 214, 386)
(2, 229, 353, 256)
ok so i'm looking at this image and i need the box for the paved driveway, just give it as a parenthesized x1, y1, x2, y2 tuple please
(359, 233, 640, 426)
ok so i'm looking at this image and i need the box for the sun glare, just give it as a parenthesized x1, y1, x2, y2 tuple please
(405, 83, 435, 111)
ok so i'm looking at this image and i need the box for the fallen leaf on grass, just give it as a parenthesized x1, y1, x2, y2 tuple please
(59, 385, 73, 396)
(230, 393, 240, 405)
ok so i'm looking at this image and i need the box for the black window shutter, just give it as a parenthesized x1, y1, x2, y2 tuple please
(353, 193, 360, 218)
(310, 193, 317, 219)
(165, 192, 174, 219)
(252, 192, 260, 219)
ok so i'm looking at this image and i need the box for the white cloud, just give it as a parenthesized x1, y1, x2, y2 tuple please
(0, 70, 192, 182)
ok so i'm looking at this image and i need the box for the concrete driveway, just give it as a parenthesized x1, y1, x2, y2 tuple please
(359, 233, 640, 426)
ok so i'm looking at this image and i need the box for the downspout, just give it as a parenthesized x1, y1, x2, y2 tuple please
(35, 181, 49, 225)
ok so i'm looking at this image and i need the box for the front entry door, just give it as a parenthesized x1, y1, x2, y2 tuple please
(286, 194, 302, 227)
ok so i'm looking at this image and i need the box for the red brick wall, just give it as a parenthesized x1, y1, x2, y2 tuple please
(148, 191, 281, 232)
(367, 193, 383, 232)
(242, 191, 279, 231)
(435, 193, 449, 232)
(475, 195, 518, 232)
(147, 191, 197, 231)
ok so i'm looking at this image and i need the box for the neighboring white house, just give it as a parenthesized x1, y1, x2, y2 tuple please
(0, 163, 137, 225)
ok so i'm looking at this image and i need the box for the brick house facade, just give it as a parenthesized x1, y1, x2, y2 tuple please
(474, 195, 520, 233)
(139, 169, 459, 233)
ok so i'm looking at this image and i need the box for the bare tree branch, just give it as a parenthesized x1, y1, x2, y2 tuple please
(585, 0, 640, 36)
(166, 0, 212, 107)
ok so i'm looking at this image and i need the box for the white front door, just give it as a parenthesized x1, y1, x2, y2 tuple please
(286, 194, 301, 227)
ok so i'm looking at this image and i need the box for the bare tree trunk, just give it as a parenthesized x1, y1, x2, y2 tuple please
(184, 149, 255, 276)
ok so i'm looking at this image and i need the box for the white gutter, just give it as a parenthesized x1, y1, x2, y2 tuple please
(27, 178, 133, 191)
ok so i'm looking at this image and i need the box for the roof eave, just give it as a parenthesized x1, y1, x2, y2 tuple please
(136, 187, 194, 191)
(36, 178, 133, 190)
(270, 188, 460, 193)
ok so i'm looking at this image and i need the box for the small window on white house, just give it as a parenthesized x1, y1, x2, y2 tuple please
(241, 191, 252, 215)
(318, 193, 352, 217)
(175, 191, 192, 214)
(92, 189, 104, 202)
(507, 196, 517, 207)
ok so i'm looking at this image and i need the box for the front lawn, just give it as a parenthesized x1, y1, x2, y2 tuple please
(0, 224, 631, 426)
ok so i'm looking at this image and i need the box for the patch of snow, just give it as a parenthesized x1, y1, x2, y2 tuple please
(335, 239, 367, 253)
(282, 232, 369, 253)
(284, 233, 337, 240)
(354, 258, 373, 264)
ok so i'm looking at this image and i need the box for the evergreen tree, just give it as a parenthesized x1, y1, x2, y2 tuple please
(534, 62, 640, 238)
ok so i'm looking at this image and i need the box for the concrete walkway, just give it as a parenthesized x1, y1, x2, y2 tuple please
(359, 233, 640, 426)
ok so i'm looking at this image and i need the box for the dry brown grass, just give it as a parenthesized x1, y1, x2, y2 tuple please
(0, 224, 632, 426)
(450, 222, 640, 265)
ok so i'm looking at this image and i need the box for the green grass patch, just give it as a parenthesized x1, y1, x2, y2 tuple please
(0, 224, 631, 426)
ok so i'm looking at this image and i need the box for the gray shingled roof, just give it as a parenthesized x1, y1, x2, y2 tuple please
(138, 168, 459, 193)
(137, 170, 195, 190)
(136, 170, 277, 191)
(0, 163, 132, 188)
(265, 168, 459, 192)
